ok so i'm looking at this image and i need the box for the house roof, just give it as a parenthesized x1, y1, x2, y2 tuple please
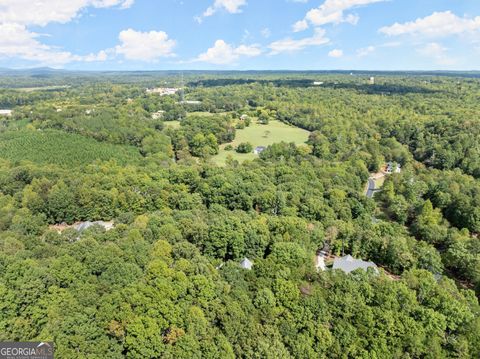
(332, 255, 378, 274)
(240, 257, 253, 270)
(75, 221, 94, 231)
(75, 221, 114, 232)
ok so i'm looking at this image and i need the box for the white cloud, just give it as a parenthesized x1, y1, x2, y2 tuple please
(417, 42, 456, 66)
(235, 44, 262, 57)
(83, 50, 109, 62)
(197, 0, 247, 22)
(195, 40, 261, 65)
(380, 11, 480, 38)
(261, 28, 272, 38)
(0, 0, 134, 27)
(382, 41, 401, 48)
(293, 0, 385, 32)
(0, 23, 108, 65)
(293, 20, 309, 32)
(328, 49, 343, 58)
(0, 0, 133, 66)
(115, 29, 176, 61)
(269, 28, 330, 55)
(357, 45, 375, 57)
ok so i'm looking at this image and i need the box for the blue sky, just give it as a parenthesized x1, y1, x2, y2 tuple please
(0, 0, 479, 70)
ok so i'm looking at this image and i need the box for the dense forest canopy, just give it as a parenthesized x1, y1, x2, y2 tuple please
(0, 71, 479, 358)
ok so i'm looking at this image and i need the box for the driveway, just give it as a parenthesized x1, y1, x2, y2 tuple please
(366, 178, 376, 198)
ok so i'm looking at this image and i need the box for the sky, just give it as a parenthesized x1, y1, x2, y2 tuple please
(0, 0, 479, 71)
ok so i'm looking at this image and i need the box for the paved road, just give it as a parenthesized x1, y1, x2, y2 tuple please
(366, 178, 377, 198)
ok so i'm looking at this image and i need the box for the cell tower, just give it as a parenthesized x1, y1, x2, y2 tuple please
(180, 72, 185, 103)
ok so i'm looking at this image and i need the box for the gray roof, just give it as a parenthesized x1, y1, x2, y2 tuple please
(75, 221, 111, 232)
(75, 221, 94, 231)
(240, 258, 253, 270)
(332, 255, 378, 274)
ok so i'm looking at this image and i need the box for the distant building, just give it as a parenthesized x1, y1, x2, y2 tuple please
(333, 255, 378, 274)
(0, 109, 12, 116)
(315, 243, 330, 271)
(146, 87, 180, 96)
(385, 162, 401, 174)
(313, 81, 324, 86)
(369, 77, 375, 85)
(254, 146, 266, 155)
(75, 221, 114, 232)
(180, 100, 202, 105)
(240, 258, 253, 270)
(151, 110, 165, 120)
(316, 255, 326, 271)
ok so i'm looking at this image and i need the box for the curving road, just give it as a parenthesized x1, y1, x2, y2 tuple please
(366, 178, 380, 198)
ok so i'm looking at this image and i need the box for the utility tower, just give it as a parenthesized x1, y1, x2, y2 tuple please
(180, 72, 185, 103)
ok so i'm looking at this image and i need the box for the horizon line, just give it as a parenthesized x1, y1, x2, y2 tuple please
(2, 67, 480, 74)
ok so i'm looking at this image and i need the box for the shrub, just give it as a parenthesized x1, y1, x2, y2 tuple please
(236, 142, 253, 153)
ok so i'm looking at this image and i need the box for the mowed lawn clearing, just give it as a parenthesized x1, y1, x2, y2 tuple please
(212, 120, 310, 165)
(164, 120, 181, 129)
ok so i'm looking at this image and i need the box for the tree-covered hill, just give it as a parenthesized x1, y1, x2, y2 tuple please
(0, 72, 479, 358)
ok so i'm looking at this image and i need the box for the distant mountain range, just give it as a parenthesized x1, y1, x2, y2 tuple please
(0, 67, 70, 76)
(0, 67, 479, 78)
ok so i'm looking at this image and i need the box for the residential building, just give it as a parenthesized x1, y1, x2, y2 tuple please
(254, 146, 266, 155)
(240, 258, 253, 270)
(146, 87, 180, 96)
(0, 109, 12, 116)
(385, 162, 401, 174)
(333, 255, 378, 274)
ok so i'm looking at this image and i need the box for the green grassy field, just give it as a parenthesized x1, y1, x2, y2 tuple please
(14, 85, 71, 92)
(0, 129, 142, 167)
(186, 112, 219, 118)
(212, 120, 310, 165)
(164, 120, 181, 129)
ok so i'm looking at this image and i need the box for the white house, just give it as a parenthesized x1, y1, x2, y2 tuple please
(0, 109, 12, 116)
(385, 162, 401, 174)
(315, 254, 326, 271)
(146, 87, 180, 96)
(315, 243, 330, 271)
